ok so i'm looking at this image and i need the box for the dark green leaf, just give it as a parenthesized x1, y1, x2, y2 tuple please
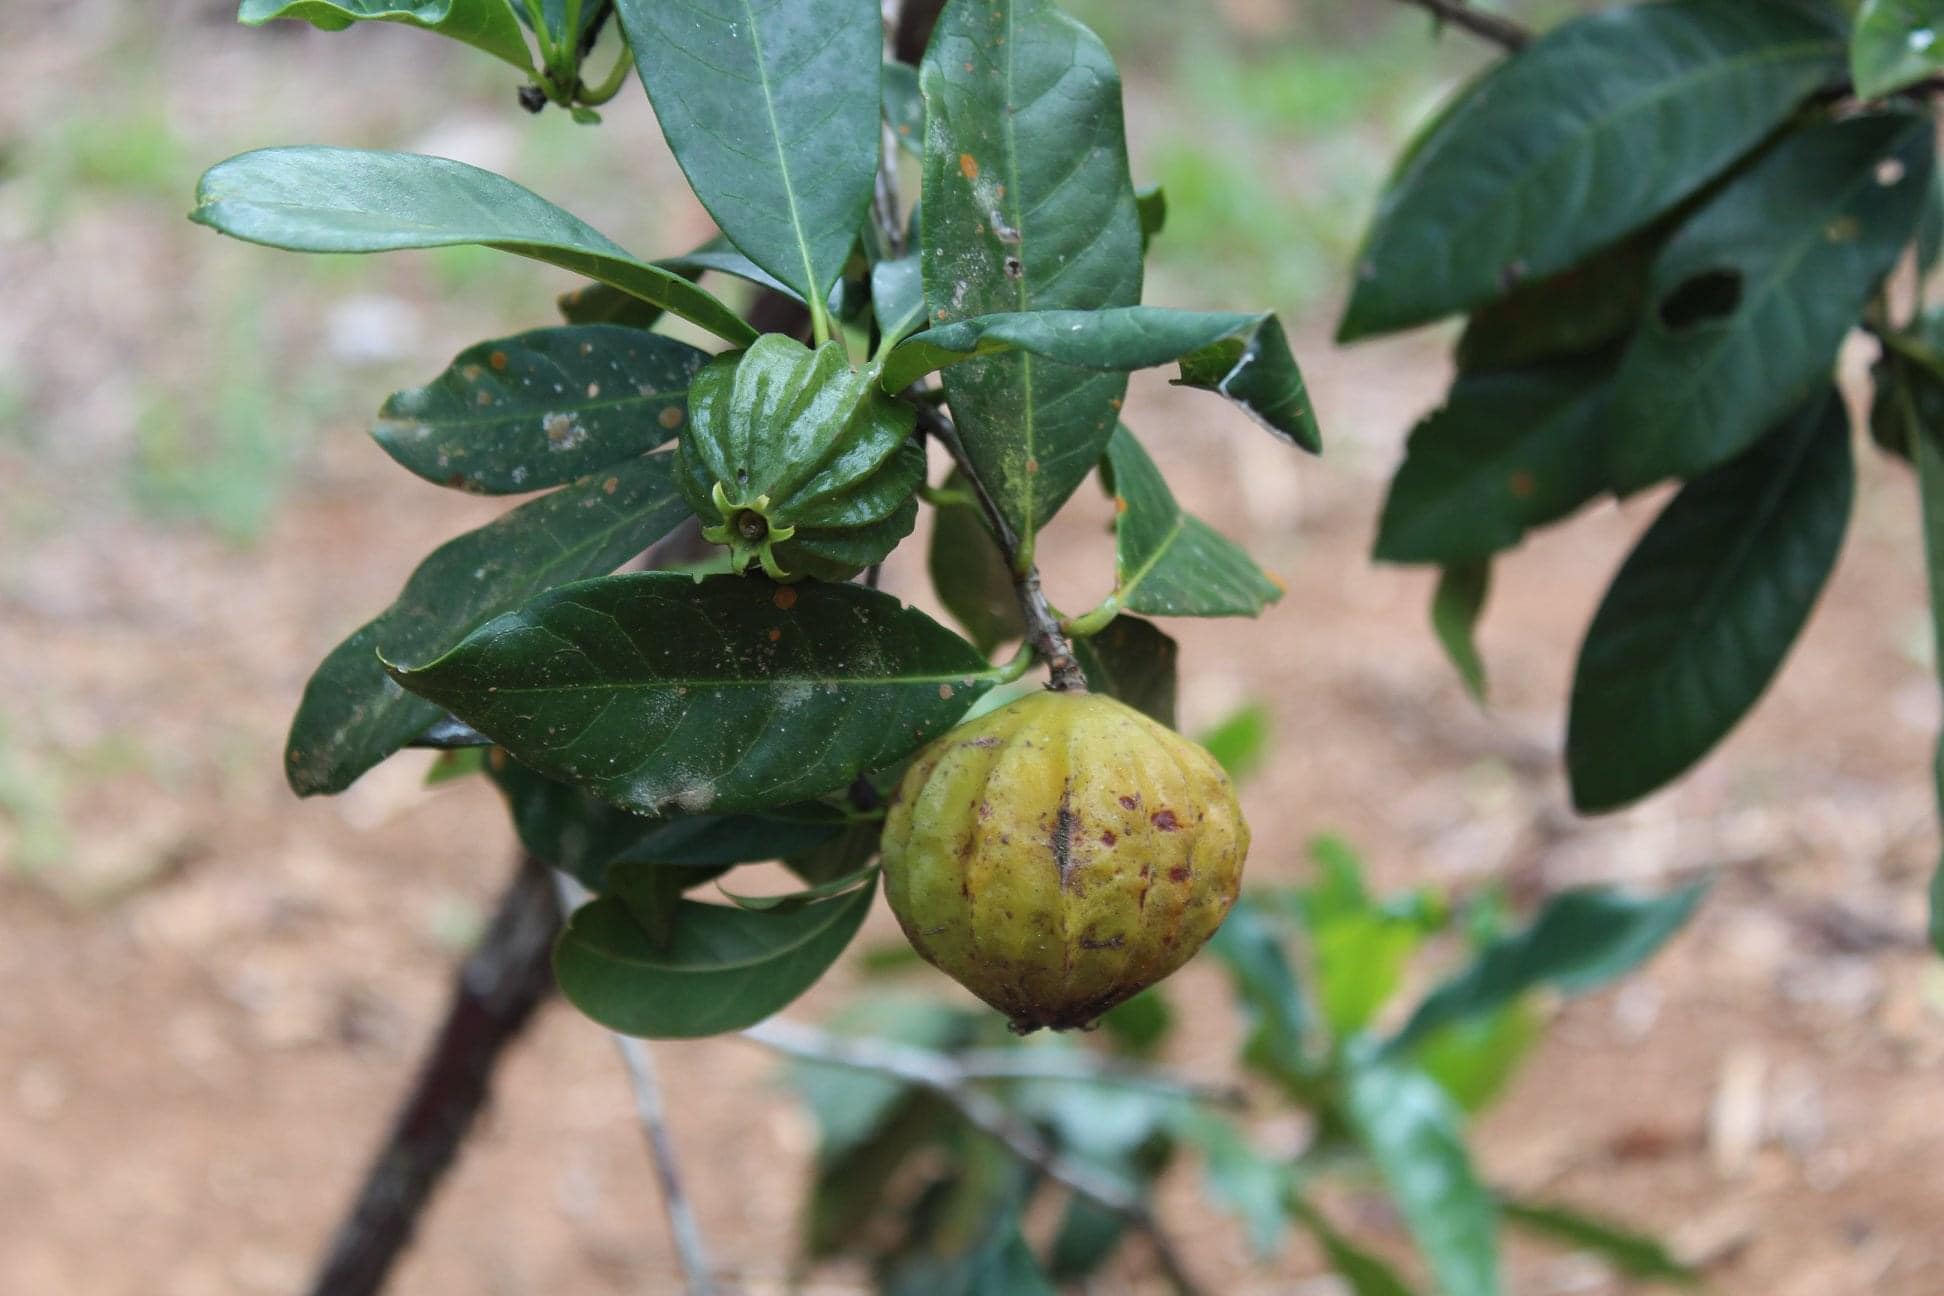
(190, 147, 755, 345)
(617, 0, 880, 305)
(883, 60, 923, 158)
(1046, 1195, 1126, 1281)
(921, 0, 1143, 544)
(1343, 1055, 1500, 1296)
(1208, 897, 1312, 1089)
(555, 878, 877, 1037)
(513, 0, 607, 43)
(786, 819, 883, 886)
(1286, 1194, 1417, 1296)
(1905, 318, 1944, 957)
(1606, 113, 1933, 491)
(719, 862, 879, 913)
(1457, 229, 1662, 373)
(606, 858, 716, 947)
(1432, 561, 1490, 703)
(1375, 358, 1614, 563)
(882, 308, 1321, 452)
(1068, 616, 1178, 728)
(387, 573, 994, 815)
(236, 0, 534, 71)
(1919, 167, 1944, 273)
(1569, 391, 1854, 811)
(1102, 426, 1281, 618)
(557, 280, 668, 329)
(285, 454, 689, 797)
(957, 1219, 1057, 1296)
(1136, 184, 1167, 252)
(1197, 704, 1271, 782)
(490, 755, 847, 889)
(1341, 0, 1846, 339)
(656, 237, 798, 301)
(1391, 881, 1707, 1054)
(373, 325, 705, 494)
(1852, 0, 1944, 98)
(1501, 1199, 1699, 1284)
(928, 469, 1024, 655)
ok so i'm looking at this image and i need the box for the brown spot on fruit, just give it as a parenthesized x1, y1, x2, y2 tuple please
(1119, 794, 1140, 811)
(1151, 809, 1178, 831)
(1169, 866, 1191, 882)
(772, 586, 797, 610)
(1100, 830, 1117, 846)
(959, 152, 980, 180)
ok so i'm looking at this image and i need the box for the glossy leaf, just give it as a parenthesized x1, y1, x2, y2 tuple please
(191, 147, 756, 345)
(1393, 880, 1708, 1053)
(387, 573, 994, 815)
(1341, 0, 1846, 338)
(1501, 1199, 1698, 1284)
(873, 255, 926, 350)
(1852, 0, 1944, 98)
(883, 60, 923, 158)
(1344, 1055, 1500, 1296)
(1569, 392, 1853, 812)
(1605, 113, 1933, 491)
(928, 470, 1024, 655)
(1287, 1195, 1417, 1296)
(656, 238, 798, 301)
(921, 0, 1143, 545)
(1457, 228, 1662, 372)
(373, 325, 706, 494)
(285, 455, 689, 796)
(557, 280, 667, 329)
(1374, 357, 1614, 563)
(1102, 427, 1281, 619)
(618, 0, 880, 305)
(882, 308, 1320, 452)
(237, 0, 534, 71)
(554, 878, 877, 1037)
(1136, 184, 1167, 252)
(1432, 561, 1490, 704)
(1068, 616, 1179, 728)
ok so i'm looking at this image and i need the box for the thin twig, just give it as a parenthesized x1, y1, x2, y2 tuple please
(1392, 0, 1530, 50)
(742, 1018, 1204, 1295)
(913, 403, 1087, 691)
(553, 874, 717, 1296)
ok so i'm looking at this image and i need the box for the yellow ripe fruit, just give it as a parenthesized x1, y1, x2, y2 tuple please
(880, 690, 1248, 1032)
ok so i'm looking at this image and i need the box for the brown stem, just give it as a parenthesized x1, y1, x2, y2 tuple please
(914, 404, 1086, 692)
(304, 855, 560, 1296)
(1392, 0, 1530, 50)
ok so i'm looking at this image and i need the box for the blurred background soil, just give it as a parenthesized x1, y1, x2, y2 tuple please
(3, 2, 1943, 1292)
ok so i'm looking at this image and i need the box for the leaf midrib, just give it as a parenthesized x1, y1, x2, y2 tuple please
(740, 0, 825, 304)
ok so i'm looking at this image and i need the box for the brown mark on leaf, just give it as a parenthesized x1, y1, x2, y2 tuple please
(488, 350, 509, 371)
(1003, 256, 1023, 279)
(1151, 809, 1179, 831)
(1509, 470, 1536, 500)
(767, 628, 782, 642)
(959, 153, 980, 180)
(772, 586, 797, 610)
(658, 406, 684, 430)
(602, 477, 619, 495)
(938, 683, 954, 700)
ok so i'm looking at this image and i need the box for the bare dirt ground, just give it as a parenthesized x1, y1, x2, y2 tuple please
(4, 4, 1944, 1294)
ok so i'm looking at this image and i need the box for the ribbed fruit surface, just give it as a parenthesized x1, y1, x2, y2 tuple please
(881, 690, 1248, 1031)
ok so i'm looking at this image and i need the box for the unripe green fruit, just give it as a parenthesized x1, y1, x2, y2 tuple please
(881, 690, 1248, 1032)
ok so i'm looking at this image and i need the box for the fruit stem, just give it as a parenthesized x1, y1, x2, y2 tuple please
(913, 403, 1087, 692)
